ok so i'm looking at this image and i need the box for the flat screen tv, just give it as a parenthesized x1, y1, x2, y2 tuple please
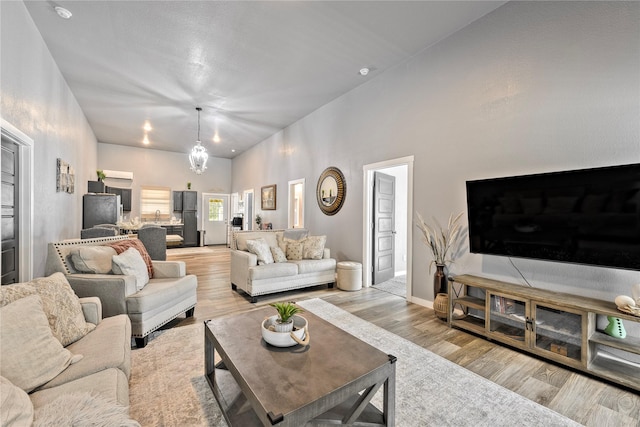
(466, 163, 640, 271)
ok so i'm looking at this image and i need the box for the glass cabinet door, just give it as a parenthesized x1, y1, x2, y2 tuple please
(488, 293, 527, 345)
(533, 304, 582, 362)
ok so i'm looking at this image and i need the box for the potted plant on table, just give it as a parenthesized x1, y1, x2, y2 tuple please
(416, 211, 465, 320)
(261, 302, 310, 347)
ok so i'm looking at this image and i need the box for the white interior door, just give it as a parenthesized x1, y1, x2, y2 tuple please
(201, 193, 229, 245)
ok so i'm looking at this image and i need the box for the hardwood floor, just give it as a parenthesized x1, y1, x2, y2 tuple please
(169, 246, 640, 426)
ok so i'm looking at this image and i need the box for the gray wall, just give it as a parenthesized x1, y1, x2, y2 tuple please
(232, 2, 640, 303)
(97, 143, 232, 221)
(1, 1, 99, 277)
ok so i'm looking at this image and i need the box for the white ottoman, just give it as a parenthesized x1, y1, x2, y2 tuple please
(337, 261, 362, 291)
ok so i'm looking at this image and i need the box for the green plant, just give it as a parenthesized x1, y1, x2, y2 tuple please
(96, 170, 106, 181)
(416, 211, 465, 271)
(255, 214, 262, 226)
(270, 302, 303, 324)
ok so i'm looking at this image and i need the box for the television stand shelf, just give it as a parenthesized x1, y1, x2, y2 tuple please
(448, 274, 640, 392)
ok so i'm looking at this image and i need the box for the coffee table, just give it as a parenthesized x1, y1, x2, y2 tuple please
(204, 306, 396, 426)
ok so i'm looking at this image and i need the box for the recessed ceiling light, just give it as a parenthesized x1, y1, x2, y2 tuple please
(231, 149, 236, 153)
(143, 121, 152, 132)
(359, 68, 370, 76)
(54, 6, 72, 19)
(143, 134, 150, 145)
(213, 133, 221, 143)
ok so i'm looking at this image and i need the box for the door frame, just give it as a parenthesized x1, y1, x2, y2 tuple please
(363, 156, 414, 300)
(1, 119, 34, 282)
(243, 189, 254, 231)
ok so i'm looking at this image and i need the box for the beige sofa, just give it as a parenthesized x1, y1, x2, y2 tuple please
(0, 275, 134, 425)
(230, 230, 336, 302)
(45, 235, 197, 348)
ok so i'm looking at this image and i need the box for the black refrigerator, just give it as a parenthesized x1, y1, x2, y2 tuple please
(83, 194, 120, 229)
(174, 190, 198, 247)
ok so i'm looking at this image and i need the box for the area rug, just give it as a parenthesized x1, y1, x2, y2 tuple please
(129, 298, 581, 426)
(374, 274, 407, 298)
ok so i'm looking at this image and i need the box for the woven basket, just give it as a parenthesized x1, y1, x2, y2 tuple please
(433, 293, 449, 320)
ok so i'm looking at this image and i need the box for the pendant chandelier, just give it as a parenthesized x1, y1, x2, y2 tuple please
(189, 107, 208, 175)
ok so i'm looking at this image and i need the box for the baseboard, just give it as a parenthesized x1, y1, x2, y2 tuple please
(409, 295, 433, 309)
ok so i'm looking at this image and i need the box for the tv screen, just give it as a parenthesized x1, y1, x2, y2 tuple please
(466, 163, 640, 271)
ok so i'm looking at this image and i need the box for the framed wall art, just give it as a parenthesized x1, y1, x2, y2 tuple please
(261, 184, 276, 210)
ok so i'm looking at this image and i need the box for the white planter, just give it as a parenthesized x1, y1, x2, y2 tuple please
(274, 319, 294, 333)
(261, 315, 308, 347)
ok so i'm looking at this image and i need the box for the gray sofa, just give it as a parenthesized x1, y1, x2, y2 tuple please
(230, 230, 336, 302)
(45, 235, 197, 348)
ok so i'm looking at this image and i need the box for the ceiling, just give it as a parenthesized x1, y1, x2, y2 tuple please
(24, 1, 504, 159)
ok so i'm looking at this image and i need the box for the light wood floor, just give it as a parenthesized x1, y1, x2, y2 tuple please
(168, 246, 640, 426)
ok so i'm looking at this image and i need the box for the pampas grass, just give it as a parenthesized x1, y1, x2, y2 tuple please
(416, 211, 465, 272)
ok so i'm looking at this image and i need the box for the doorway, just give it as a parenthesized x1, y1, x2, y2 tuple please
(288, 178, 305, 229)
(243, 189, 254, 231)
(201, 193, 229, 245)
(363, 156, 413, 300)
(1, 119, 34, 284)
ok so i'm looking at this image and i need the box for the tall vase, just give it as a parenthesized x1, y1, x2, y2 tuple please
(433, 264, 447, 296)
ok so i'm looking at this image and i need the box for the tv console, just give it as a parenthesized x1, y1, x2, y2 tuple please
(448, 274, 640, 392)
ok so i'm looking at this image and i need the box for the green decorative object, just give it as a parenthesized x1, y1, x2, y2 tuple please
(604, 316, 626, 339)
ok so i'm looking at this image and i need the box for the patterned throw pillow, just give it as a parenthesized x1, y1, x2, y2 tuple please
(270, 246, 287, 263)
(108, 239, 154, 278)
(302, 235, 327, 260)
(246, 238, 274, 265)
(112, 247, 150, 291)
(0, 273, 96, 347)
(286, 241, 304, 261)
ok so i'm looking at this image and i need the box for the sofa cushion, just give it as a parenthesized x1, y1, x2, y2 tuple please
(235, 231, 279, 252)
(286, 241, 304, 260)
(0, 273, 96, 347)
(270, 246, 287, 263)
(125, 276, 196, 315)
(290, 258, 337, 274)
(249, 263, 298, 281)
(0, 296, 76, 393)
(246, 238, 274, 265)
(1, 376, 34, 427)
(30, 368, 130, 411)
(33, 391, 139, 427)
(70, 246, 117, 274)
(112, 247, 150, 291)
(108, 239, 154, 278)
(42, 314, 132, 389)
(302, 235, 327, 260)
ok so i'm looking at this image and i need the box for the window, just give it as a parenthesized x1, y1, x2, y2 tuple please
(140, 186, 171, 221)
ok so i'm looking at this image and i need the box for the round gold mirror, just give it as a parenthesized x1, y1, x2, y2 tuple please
(316, 167, 346, 215)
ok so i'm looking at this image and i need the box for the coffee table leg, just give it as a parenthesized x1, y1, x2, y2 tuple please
(384, 363, 396, 426)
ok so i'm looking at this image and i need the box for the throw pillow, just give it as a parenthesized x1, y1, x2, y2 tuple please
(70, 246, 117, 274)
(1, 376, 34, 427)
(302, 235, 327, 260)
(108, 239, 154, 278)
(1, 273, 96, 347)
(270, 246, 287, 263)
(286, 241, 303, 261)
(246, 238, 274, 265)
(112, 247, 150, 291)
(0, 295, 76, 393)
(34, 392, 140, 427)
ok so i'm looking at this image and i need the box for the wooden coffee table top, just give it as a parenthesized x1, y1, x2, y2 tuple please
(206, 306, 392, 421)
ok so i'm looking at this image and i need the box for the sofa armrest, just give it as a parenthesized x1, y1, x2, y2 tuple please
(79, 297, 102, 325)
(152, 260, 186, 278)
(230, 250, 257, 290)
(323, 248, 331, 259)
(66, 274, 137, 318)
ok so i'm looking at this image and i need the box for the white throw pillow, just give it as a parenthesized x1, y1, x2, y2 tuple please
(0, 376, 34, 427)
(246, 238, 274, 265)
(112, 247, 150, 291)
(0, 295, 76, 393)
(302, 235, 326, 260)
(0, 273, 96, 347)
(70, 246, 117, 274)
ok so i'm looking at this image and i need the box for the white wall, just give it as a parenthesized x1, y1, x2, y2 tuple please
(1, 1, 99, 277)
(232, 2, 640, 305)
(97, 143, 231, 221)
